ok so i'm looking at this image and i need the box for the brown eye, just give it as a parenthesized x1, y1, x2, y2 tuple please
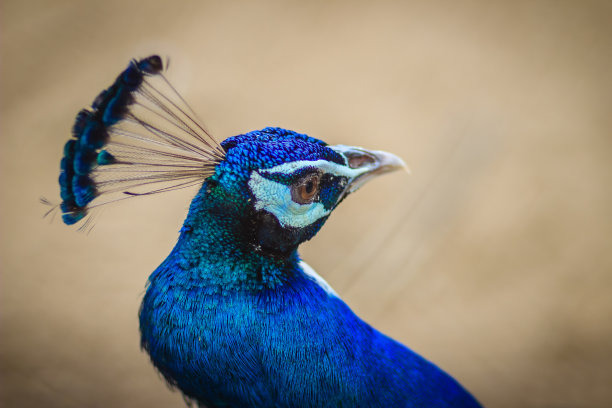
(291, 173, 321, 204)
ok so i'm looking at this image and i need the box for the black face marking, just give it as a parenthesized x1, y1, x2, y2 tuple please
(252, 210, 303, 257)
(245, 205, 327, 258)
(318, 174, 348, 210)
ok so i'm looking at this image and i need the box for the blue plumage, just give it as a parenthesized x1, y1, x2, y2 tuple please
(58, 56, 482, 407)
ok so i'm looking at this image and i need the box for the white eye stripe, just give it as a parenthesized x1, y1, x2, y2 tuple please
(260, 159, 369, 180)
(249, 157, 371, 229)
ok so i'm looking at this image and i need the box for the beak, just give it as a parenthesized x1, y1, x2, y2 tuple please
(331, 145, 409, 195)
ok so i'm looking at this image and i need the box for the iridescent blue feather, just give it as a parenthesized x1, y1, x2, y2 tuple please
(56, 56, 482, 407)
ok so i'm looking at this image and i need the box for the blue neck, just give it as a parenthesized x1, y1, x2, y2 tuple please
(156, 181, 301, 293)
(139, 184, 482, 408)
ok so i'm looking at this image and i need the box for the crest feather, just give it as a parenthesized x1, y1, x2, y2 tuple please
(56, 55, 225, 226)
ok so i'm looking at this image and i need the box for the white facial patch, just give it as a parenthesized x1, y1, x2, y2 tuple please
(247, 159, 371, 229)
(248, 171, 330, 228)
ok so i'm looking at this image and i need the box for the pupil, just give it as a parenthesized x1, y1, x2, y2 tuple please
(305, 181, 314, 193)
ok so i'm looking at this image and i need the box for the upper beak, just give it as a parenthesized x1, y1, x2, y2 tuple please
(331, 145, 409, 195)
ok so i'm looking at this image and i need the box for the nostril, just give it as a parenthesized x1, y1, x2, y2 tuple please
(346, 152, 376, 169)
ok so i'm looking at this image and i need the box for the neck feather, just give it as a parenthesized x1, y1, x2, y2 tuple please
(156, 181, 301, 293)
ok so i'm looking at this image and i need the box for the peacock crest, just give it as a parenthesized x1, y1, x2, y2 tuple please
(54, 55, 225, 228)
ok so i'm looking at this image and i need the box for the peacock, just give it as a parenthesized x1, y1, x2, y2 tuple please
(56, 55, 482, 407)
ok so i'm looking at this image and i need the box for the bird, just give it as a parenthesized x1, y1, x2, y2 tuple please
(56, 55, 482, 407)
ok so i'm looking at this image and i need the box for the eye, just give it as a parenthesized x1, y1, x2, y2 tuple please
(291, 173, 321, 204)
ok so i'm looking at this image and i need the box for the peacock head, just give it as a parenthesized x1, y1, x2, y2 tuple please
(55, 55, 406, 255)
(204, 127, 406, 256)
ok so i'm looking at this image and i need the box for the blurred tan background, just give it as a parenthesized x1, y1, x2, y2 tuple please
(1, 1, 611, 407)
